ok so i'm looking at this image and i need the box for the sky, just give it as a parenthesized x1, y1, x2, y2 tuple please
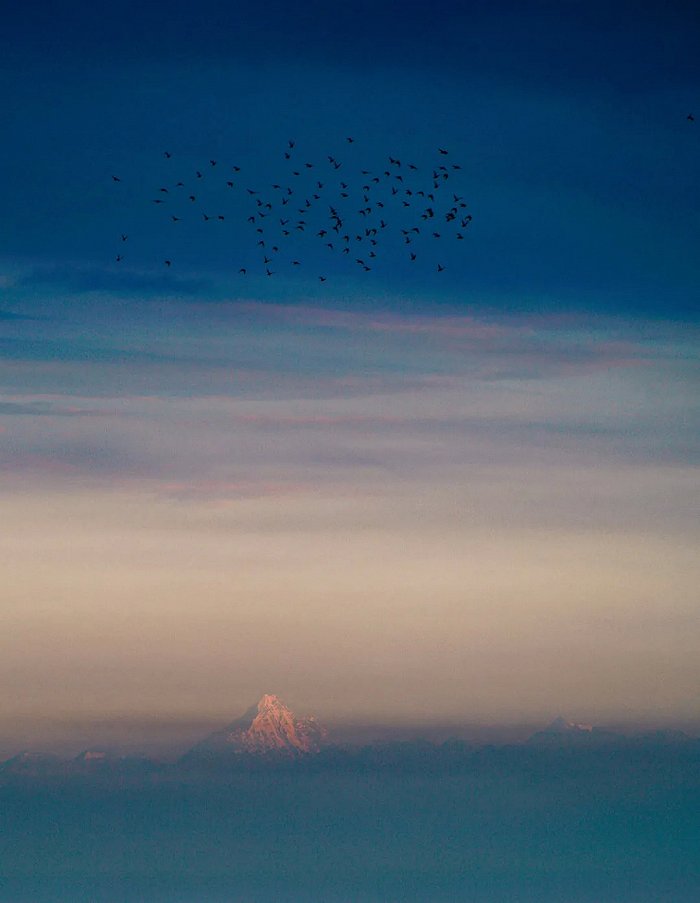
(0, 0, 699, 751)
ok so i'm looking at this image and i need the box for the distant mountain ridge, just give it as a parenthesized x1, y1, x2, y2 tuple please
(2, 708, 698, 775)
(527, 715, 620, 746)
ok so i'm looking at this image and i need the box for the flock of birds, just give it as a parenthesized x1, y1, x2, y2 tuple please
(110, 138, 473, 281)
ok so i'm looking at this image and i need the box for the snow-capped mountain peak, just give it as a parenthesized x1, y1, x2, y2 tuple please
(190, 694, 327, 757)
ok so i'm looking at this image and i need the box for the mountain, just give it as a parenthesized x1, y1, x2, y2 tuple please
(186, 694, 327, 759)
(631, 729, 696, 747)
(527, 716, 620, 746)
(0, 750, 63, 776)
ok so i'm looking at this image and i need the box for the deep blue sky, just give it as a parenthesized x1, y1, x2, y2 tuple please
(1, 0, 699, 317)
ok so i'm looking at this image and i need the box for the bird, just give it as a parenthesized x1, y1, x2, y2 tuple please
(437, 263, 445, 272)
(115, 255, 123, 262)
(688, 113, 695, 121)
(239, 268, 247, 275)
(319, 276, 326, 282)
(112, 175, 121, 182)
(164, 151, 172, 158)
(164, 259, 172, 267)
(438, 148, 448, 155)
(120, 234, 128, 241)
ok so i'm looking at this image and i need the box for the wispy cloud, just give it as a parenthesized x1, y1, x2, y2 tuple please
(17, 264, 212, 297)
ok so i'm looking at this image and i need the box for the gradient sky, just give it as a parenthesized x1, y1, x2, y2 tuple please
(1, 0, 699, 747)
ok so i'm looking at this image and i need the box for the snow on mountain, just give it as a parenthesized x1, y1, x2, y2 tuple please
(188, 694, 328, 757)
(527, 716, 619, 746)
(543, 716, 594, 734)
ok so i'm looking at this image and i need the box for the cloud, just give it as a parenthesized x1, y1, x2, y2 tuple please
(0, 400, 112, 417)
(18, 264, 211, 297)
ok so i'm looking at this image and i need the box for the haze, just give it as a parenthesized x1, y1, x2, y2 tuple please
(1, 0, 699, 751)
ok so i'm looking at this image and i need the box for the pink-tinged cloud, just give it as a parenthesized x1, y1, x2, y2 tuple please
(231, 301, 655, 371)
(158, 479, 316, 502)
(235, 302, 508, 339)
(232, 412, 408, 428)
